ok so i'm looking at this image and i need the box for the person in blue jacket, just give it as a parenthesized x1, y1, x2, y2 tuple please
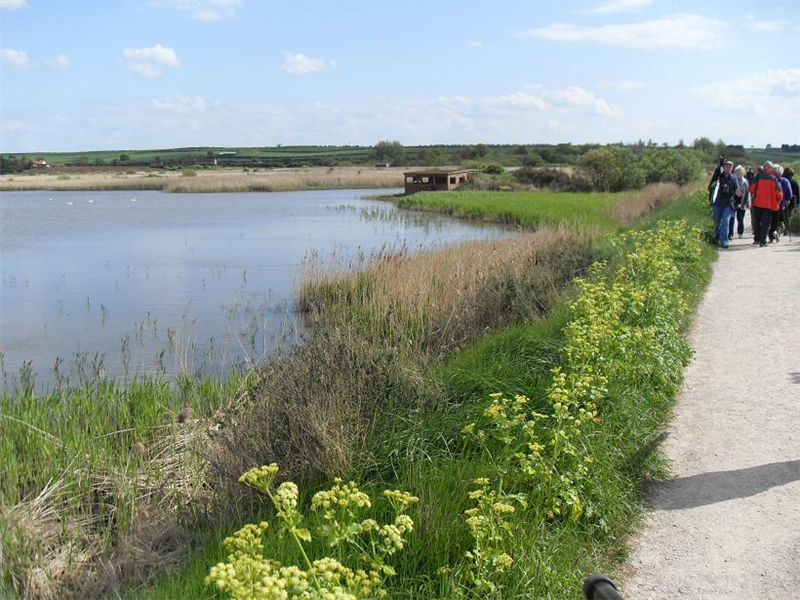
(707, 160, 740, 248)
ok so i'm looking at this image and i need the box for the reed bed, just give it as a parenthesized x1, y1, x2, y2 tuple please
(299, 225, 598, 359)
(610, 181, 703, 223)
(0, 168, 404, 193)
(0, 373, 254, 599)
(202, 226, 599, 500)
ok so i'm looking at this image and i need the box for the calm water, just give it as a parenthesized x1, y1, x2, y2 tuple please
(0, 189, 511, 389)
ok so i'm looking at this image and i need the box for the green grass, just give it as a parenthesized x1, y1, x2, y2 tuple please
(393, 190, 622, 231)
(122, 191, 715, 600)
(0, 371, 258, 600)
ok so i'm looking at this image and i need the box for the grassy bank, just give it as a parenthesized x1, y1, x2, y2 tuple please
(116, 190, 713, 600)
(0, 167, 404, 193)
(384, 183, 699, 231)
(1, 187, 713, 599)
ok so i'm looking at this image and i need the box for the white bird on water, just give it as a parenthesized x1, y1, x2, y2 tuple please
(87, 199, 94, 203)
(130, 198, 137, 202)
(66, 201, 73, 205)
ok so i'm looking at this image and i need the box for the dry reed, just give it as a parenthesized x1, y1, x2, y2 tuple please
(204, 225, 600, 505)
(610, 181, 703, 223)
(0, 167, 404, 193)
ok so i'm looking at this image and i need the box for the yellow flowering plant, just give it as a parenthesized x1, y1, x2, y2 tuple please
(206, 464, 419, 600)
(456, 221, 703, 592)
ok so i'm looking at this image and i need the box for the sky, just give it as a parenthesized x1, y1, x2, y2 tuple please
(1, 0, 799, 153)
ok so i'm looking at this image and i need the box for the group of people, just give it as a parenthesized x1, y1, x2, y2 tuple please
(707, 159, 798, 248)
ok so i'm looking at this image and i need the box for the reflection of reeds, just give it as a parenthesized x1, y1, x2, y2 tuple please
(0, 167, 404, 193)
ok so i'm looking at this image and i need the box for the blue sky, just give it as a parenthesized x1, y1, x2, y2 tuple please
(1, 0, 799, 152)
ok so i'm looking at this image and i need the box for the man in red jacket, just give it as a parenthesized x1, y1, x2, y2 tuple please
(749, 161, 784, 247)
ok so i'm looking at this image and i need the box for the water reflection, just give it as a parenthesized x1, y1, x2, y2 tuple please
(0, 188, 513, 390)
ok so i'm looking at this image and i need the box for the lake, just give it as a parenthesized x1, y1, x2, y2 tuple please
(0, 188, 512, 390)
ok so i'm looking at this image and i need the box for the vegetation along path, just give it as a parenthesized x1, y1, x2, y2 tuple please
(624, 231, 800, 599)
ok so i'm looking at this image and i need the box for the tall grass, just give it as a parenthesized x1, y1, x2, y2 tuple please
(387, 183, 694, 231)
(299, 225, 597, 358)
(391, 189, 621, 230)
(0, 372, 255, 598)
(610, 181, 703, 223)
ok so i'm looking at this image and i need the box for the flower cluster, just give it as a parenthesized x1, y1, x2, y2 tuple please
(459, 478, 524, 596)
(457, 219, 703, 593)
(206, 464, 417, 600)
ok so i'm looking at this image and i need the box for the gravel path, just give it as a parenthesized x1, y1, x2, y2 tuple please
(623, 228, 800, 600)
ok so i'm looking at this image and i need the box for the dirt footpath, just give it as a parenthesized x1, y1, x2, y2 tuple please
(623, 230, 800, 599)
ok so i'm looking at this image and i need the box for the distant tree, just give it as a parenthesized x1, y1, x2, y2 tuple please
(639, 148, 702, 185)
(579, 147, 645, 191)
(119, 154, 130, 163)
(76, 156, 89, 166)
(368, 140, 405, 164)
(692, 137, 716, 155)
(416, 148, 447, 166)
(522, 152, 544, 167)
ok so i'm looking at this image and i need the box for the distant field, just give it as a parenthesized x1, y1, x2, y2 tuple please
(0, 166, 405, 192)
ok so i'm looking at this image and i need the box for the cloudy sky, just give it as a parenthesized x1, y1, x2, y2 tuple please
(1, 0, 798, 152)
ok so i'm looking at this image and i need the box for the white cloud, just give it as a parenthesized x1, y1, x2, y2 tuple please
(520, 15, 726, 49)
(543, 86, 624, 117)
(151, 95, 206, 112)
(690, 69, 800, 113)
(47, 54, 70, 69)
(123, 44, 180, 77)
(149, 0, 242, 21)
(752, 20, 788, 32)
(468, 40, 483, 47)
(600, 79, 647, 91)
(0, 0, 28, 10)
(482, 92, 548, 111)
(0, 48, 31, 68)
(578, 0, 652, 15)
(281, 52, 334, 74)
(448, 86, 621, 118)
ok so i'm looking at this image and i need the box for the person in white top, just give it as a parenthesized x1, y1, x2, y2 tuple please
(730, 165, 749, 239)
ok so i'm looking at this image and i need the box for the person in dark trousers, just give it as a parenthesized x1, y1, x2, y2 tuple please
(768, 165, 791, 242)
(707, 160, 739, 248)
(729, 165, 749, 239)
(749, 161, 784, 247)
(783, 167, 799, 229)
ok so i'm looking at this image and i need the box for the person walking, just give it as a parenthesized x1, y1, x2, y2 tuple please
(708, 160, 739, 248)
(749, 161, 784, 247)
(773, 165, 793, 241)
(730, 165, 749, 239)
(783, 167, 798, 229)
(746, 167, 758, 237)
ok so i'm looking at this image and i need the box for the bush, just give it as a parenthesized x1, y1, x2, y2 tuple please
(182, 168, 198, 177)
(481, 164, 504, 175)
(513, 167, 592, 192)
(578, 147, 645, 192)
